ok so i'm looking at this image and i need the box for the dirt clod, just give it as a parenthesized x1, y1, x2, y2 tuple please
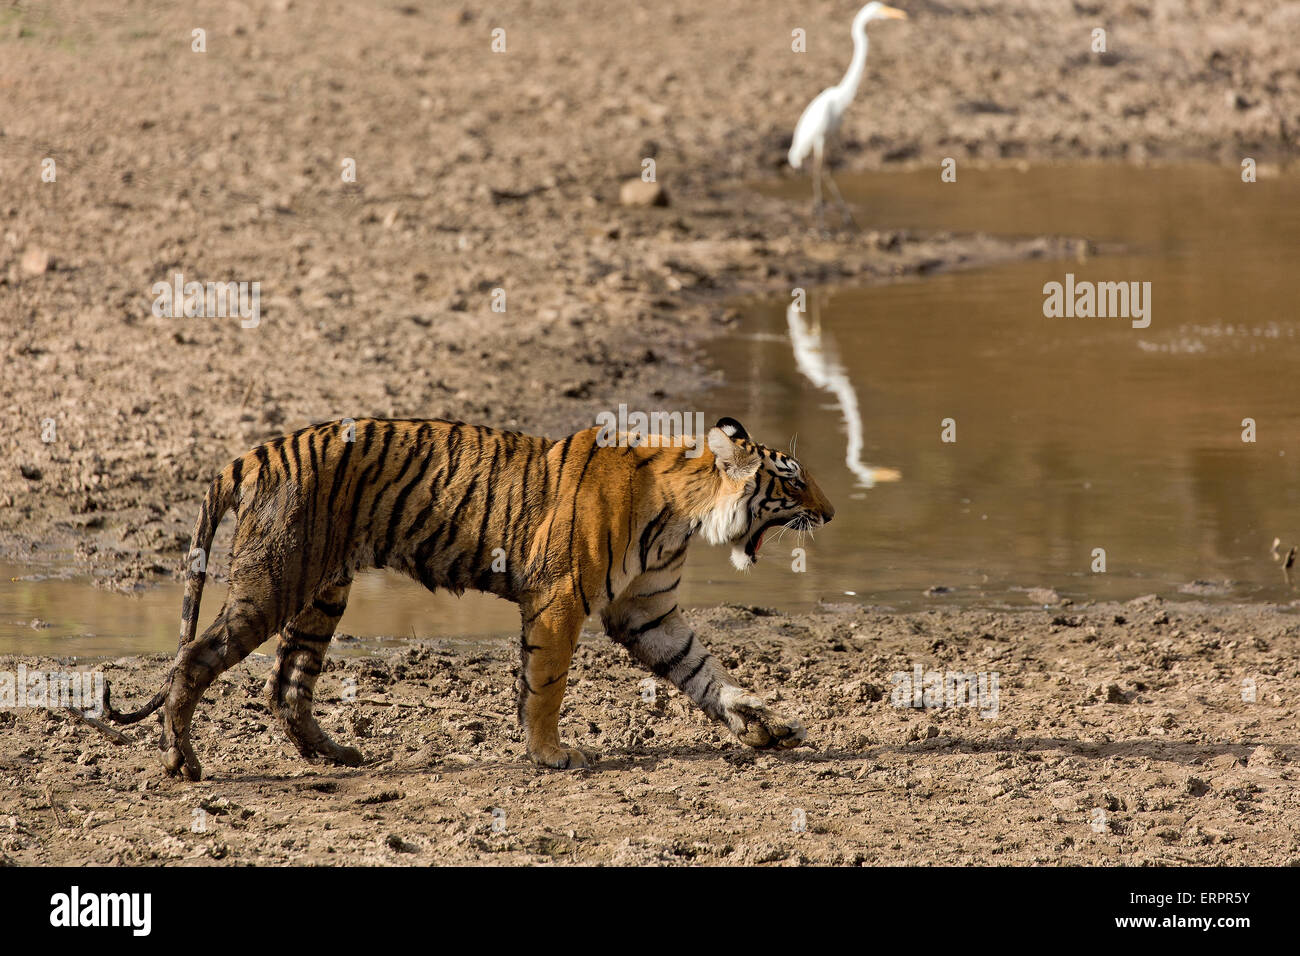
(619, 179, 669, 207)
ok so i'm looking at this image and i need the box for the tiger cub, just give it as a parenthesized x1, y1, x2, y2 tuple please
(103, 416, 835, 779)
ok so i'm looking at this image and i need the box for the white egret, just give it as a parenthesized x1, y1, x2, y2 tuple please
(788, 3, 908, 231)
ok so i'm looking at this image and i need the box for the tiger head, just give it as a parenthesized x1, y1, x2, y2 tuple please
(702, 417, 835, 570)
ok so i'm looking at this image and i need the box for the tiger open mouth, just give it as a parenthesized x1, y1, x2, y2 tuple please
(744, 517, 796, 561)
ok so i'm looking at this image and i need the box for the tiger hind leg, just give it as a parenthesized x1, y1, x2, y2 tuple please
(267, 580, 363, 767)
(160, 596, 279, 781)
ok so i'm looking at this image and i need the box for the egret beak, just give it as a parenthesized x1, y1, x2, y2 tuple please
(880, 5, 909, 18)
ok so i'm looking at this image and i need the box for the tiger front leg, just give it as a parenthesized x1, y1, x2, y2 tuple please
(517, 595, 589, 769)
(604, 599, 806, 751)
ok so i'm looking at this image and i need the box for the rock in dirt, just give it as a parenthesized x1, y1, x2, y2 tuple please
(385, 833, 417, 853)
(20, 248, 51, 275)
(1250, 746, 1283, 767)
(619, 179, 668, 207)
(1090, 682, 1127, 704)
(840, 679, 884, 703)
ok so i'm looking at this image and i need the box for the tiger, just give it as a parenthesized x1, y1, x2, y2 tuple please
(101, 415, 835, 780)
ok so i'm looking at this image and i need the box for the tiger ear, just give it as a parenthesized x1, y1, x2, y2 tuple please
(714, 417, 749, 441)
(708, 425, 760, 481)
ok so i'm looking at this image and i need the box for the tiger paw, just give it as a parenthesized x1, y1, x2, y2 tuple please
(726, 695, 807, 750)
(528, 743, 590, 770)
(317, 742, 364, 767)
(161, 743, 203, 781)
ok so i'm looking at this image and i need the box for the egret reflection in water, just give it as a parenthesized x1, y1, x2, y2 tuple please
(786, 298, 901, 489)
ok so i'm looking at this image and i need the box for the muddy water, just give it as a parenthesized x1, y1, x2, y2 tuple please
(716, 163, 1300, 608)
(0, 562, 520, 657)
(5, 164, 1298, 657)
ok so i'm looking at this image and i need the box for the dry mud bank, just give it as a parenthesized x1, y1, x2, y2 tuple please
(2, 599, 1297, 866)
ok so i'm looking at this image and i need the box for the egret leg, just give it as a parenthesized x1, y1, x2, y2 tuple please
(812, 152, 827, 234)
(824, 170, 860, 232)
